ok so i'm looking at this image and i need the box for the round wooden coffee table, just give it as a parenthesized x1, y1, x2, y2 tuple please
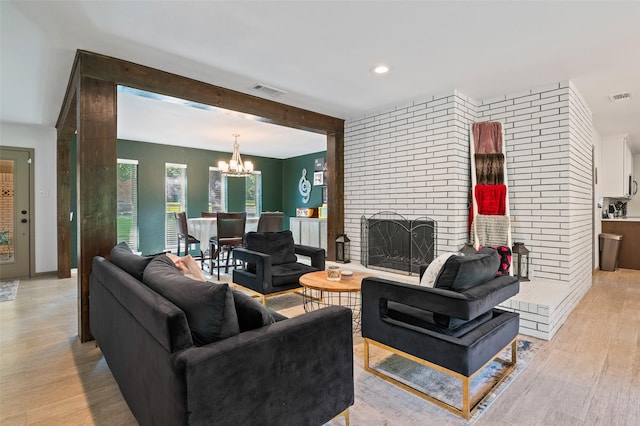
(299, 270, 371, 333)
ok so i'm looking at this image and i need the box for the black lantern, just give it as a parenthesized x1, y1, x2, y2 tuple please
(512, 242, 530, 281)
(458, 242, 477, 255)
(336, 234, 351, 263)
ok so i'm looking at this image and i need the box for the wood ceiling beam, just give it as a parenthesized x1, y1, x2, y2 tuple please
(76, 50, 344, 134)
(56, 49, 345, 342)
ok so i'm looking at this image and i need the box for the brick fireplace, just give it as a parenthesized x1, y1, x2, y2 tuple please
(342, 80, 593, 340)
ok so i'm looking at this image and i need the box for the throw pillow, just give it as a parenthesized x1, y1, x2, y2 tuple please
(166, 252, 206, 282)
(109, 242, 156, 282)
(494, 246, 512, 275)
(245, 231, 297, 265)
(231, 289, 276, 332)
(143, 255, 240, 346)
(419, 252, 457, 287)
(478, 246, 512, 276)
(434, 251, 500, 292)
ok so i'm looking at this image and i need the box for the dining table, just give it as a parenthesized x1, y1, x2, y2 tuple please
(187, 216, 260, 244)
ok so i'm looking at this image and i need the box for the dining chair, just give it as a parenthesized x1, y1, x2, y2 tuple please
(210, 212, 247, 279)
(174, 212, 204, 264)
(256, 212, 284, 232)
(198, 212, 218, 265)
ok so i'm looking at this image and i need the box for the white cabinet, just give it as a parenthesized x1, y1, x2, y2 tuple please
(601, 134, 634, 198)
(289, 218, 327, 252)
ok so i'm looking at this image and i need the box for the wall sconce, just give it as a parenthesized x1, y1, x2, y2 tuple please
(336, 234, 350, 263)
(512, 242, 530, 281)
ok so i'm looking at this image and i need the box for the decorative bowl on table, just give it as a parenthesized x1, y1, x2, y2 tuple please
(340, 270, 353, 280)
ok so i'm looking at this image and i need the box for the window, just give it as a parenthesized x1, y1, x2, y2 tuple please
(207, 167, 226, 213)
(207, 169, 262, 217)
(117, 159, 139, 252)
(245, 172, 262, 218)
(165, 163, 187, 249)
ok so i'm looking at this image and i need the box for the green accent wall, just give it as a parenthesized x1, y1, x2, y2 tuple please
(69, 137, 323, 260)
(117, 139, 284, 255)
(282, 151, 326, 224)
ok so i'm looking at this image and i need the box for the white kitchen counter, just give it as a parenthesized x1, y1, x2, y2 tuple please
(602, 217, 640, 222)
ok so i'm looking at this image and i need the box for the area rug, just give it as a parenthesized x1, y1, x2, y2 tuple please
(326, 338, 542, 425)
(0, 280, 19, 302)
(263, 292, 543, 425)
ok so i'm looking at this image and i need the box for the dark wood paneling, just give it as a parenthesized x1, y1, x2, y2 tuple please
(56, 49, 345, 341)
(76, 76, 117, 341)
(56, 119, 74, 279)
(56, 68, 79, 279)
(601, 221, 640, 270)
(77, 50, 344, 134)
(55, 54, 81, 130)
(326, 131, 344, 260)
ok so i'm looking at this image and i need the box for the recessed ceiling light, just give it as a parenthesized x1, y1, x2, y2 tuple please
(371, 64, 391, 74)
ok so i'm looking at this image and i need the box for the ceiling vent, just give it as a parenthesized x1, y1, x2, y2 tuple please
(251, 84, 287, 98)
(608, 92, 632, 102)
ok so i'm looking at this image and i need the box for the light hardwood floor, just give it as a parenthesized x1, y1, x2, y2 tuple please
(1, 269, 638, 425)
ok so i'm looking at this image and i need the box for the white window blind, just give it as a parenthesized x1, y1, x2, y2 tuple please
(207, 167, 227, 213)
(245, 172, 262, 217)
(117, 159, 139, 252)
(207, 169, 262, 216)
(165, 163, 187, 250)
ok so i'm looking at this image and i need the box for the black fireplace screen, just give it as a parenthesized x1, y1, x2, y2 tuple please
(361, 212, 437, 275)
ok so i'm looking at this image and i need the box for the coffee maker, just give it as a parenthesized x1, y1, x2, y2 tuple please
(605, 201, 627, 218)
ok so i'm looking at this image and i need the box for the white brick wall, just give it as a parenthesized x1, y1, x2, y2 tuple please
(477, 82, 574, 282)
(567, 81, 593, 301)
(344, 80, 594, 337)
(344, 91, 478, 263)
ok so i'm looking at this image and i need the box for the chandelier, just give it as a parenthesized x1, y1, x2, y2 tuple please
(218, 134, 254, 177)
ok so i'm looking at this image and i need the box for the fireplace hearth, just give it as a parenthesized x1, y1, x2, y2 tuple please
(361, 212, 437, 275)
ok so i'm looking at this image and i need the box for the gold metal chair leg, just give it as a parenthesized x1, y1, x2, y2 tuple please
(363, 338, 518, 420)
(462, 376, 470, 419)
(340, 408, 349, 426)
(364, 339, 370, 370)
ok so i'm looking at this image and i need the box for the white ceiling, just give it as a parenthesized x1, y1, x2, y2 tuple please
(117, 89, 327, 159)
(2, 1, 640, 156)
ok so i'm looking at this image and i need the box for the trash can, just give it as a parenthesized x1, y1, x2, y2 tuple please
(599, 233, 623, 271)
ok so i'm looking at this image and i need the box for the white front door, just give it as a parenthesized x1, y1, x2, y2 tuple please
(0, 148, 32, 279)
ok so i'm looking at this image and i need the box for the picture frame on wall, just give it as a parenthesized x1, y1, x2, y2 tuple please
(314, 157, 325, 171)
(322, 186, 328, 204)
(313, 171, 324, 185)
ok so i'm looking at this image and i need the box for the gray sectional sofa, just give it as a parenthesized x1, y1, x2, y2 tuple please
(89, 243, 354, 425)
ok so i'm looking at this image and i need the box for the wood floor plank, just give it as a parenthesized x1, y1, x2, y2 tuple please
(477, 268, 640, 426)
(1, 269, 639, 425)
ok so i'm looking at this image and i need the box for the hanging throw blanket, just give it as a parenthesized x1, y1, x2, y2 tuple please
(472, 214, 511, 247)
(475, 153, 505, 185)
(473, 121, 503, 154)
(475, 184, 507, 215)
(468, 184, 507, 233)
